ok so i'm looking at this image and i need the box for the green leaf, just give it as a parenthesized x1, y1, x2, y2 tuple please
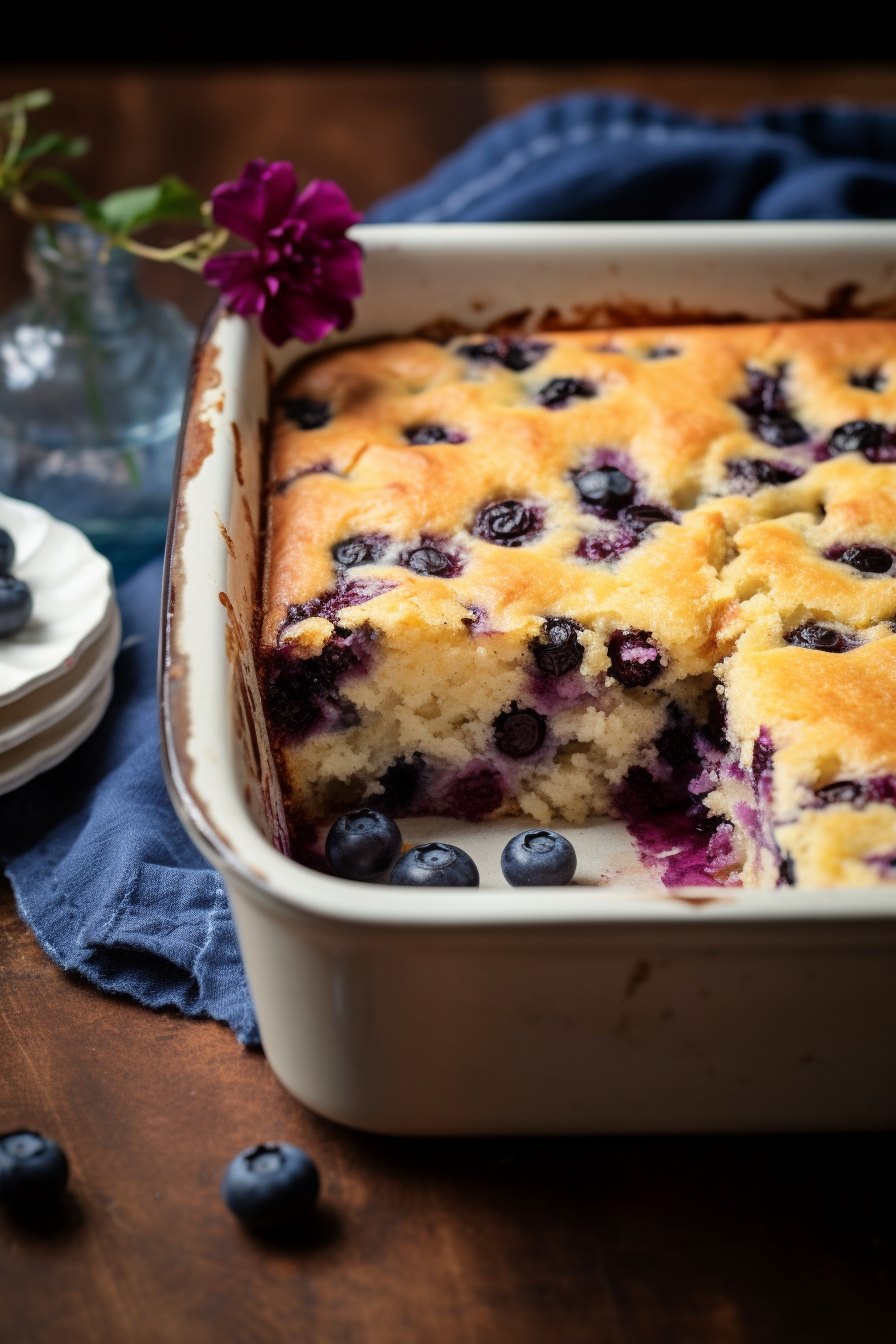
(0, 88, 53, 120)
(18, 132, 90, 162)
(96, 175, 204, 236)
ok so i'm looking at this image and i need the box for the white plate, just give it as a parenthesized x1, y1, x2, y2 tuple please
(0, 494, 115, 707)
(0, 603, 120, 753)
(0, 670, 114, 796)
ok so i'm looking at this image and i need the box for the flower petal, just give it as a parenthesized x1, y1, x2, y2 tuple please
(211, 159, 298, 242)
(204, 250, 267, 315)
(291, 179, 363, 237)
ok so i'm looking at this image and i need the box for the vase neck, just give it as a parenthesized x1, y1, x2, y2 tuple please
(26, 222, 142, 329)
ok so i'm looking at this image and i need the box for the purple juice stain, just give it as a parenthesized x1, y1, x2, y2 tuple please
(537, 377, 596, 410)
(473, 500, 543, 547)
(784, 622, 857, 653)
(825, 544, 894, 575)
(577, 531, 640, 563)
(444, 766, 505, 821)
(284, 576, 397, 626)
(626, 807, 731, 888)
(264, 631, 366, 740)
(532, 618, 584, 678)
(607, 631, 663, 687)
(458, 337, 551, 371)
(734, 366, 808, 447)
(404, 423, 468, 445)
(280, 396, 332, 430)
(493, 704, 547, 758)
(725, 458, 803, 491)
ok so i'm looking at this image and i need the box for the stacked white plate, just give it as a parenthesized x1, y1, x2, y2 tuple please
(0, 493, 119, 796)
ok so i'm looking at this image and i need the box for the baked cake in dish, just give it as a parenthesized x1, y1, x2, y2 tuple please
(258, 320, 896, 888)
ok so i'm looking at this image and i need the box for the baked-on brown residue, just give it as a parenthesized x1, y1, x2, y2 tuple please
(232, 421, 244, 487)
(774, 281, 896, 321)
(181, 342, 222, 481)
(217, 517, 236, 560)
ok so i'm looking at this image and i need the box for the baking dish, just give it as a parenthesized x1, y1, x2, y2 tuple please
(161, 223, 896, 1134)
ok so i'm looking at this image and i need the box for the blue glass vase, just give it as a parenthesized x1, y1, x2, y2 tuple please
(0, 222, 196, 579)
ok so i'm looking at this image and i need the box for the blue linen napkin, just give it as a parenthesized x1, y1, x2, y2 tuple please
(4, 91, 896, 1043)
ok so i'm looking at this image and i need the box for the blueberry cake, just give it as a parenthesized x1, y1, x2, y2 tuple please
(259, 321, 896, 888)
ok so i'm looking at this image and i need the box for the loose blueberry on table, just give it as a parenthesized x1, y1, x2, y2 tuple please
(501, 829, 577, 886)
(389, 843, 479, 886)
(222, 1143, 320, 1232)
(0, 1131, 69, 1209)
(325, 809, 403, 881)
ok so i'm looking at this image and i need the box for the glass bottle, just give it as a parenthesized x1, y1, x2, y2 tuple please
(0, 221, 196, 578)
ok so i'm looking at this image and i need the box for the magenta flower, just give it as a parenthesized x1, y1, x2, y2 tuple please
(203, 159, 363, 346)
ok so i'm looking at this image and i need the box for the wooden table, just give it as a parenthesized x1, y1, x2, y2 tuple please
(2, 66, 896, 1343)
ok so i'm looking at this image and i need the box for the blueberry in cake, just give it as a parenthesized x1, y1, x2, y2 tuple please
(259, 321, 896, 888)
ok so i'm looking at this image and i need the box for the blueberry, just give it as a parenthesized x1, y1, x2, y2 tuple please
(815, 780, 865, 805)
(405, 546, 451, 577)
(645, 345, 680, 359)
(726, 458, 802, 489)
(849, 370, 886, 391)
(607, 631, 663, 687)
(0, 575, 31, 637)
(829, 420, 885, 456)
(445, 768, 504, 821)
(784, 622, 853, 652)
(537, 377, 595, 409)
(576, 532, 640, 563)
(0, 528, 14, 573)
(493, 704, 547, 757)
(753, 414, 808, 447)
(325, 808, 402, 881)
(617, 504, 675, 531)
(575, 467, 635, 513)
(0, 1131, 68, 1209)
(473, 500, 540, 546)
(389, 842, 479, 886)
(501, 829, 577, 886)
(834, 545, 893, 574)
(458, 337, 549, 371)
(779, 854, 795, 886)
(734, 368, 807, 446)
(280, 397, 331, 430)
(222, 1142, 319, 1231)
(404, 423, 466, 445)
(532, 617, 584, 677)
(333, 535, 388, 568)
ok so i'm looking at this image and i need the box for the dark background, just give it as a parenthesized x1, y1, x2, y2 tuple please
(2, 58, 896, 1344)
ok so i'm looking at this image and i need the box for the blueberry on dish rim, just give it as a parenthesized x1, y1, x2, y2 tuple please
(222, 1142, 320, 1231)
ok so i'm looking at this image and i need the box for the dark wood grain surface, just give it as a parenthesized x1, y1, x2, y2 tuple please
(2, 65, 896, 1343)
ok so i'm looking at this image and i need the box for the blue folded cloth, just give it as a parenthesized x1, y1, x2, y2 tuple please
(4, 92, 896, 1043)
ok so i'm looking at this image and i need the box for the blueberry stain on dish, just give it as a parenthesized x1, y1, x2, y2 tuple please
(458, 337, 550, 371)
(537, 377, 596, 410)
(325, 808, 402, 881)
(0, 1131, 68, 1210)
(784, 622, 856, 652)
(280, 397, 331, 430)
(575, 466, 635, 515)
(828, 545, 894, 575)
(333, 535, 389, 568)
(222, 1143, 320, 1232)
(501, 829, 577, 886)
(403, 423, 467, 445)
(473, 500, 541, 547)
(726, 458, 803, 490)
(0, 575, 32, 637)
(493, 704, 547, 757)
(734, 367, 808, 447)
(389, 842, 479, 887)
(532, 617, 584, 678)
(607, 631, 663, 687)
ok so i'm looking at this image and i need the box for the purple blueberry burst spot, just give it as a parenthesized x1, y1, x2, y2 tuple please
(458, 337, 551, 372)
(283, 576, 396, 628)
(264, 632, 365, 739)
(444, 766, 505, 821)
(606, 631, 664, 688)
(751, 727, 775, 791)
(204, 160, 363, 347)
(493, 704, 547, 758)
(532, 617, 584, 678)
(473, 500, 543, 547)
(825, 420, 896, 463)
(403, 423, 468, 446)
(725, 458, 804, 491)
(734, 366, 808, 447)
(784, 622, 858, 653)
(576, 531, 640, 563)
(825, 544, 895, 575)
(401, 539, 464, 578)
(537, 377, 596, 410)
(280, 396, 331, 430)
(333, 534, 390, 568)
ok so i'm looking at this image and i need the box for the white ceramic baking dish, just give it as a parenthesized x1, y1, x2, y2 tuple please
(161, 223, 896, 1134)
